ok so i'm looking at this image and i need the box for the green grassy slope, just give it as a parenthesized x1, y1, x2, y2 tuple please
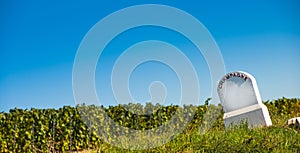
(0, 97, 299, 152)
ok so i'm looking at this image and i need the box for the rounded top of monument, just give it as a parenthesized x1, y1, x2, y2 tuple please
(217, 71, 263, 112)
(218, 71, 256, 90)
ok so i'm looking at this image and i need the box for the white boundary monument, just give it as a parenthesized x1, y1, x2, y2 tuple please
(217, 71, 272, 128)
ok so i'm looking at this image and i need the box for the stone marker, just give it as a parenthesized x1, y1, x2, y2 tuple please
(217, 71, 272, 128)
(286, 117, 300, 129)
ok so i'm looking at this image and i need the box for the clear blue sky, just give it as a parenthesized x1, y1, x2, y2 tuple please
(1, 0, 299, 112)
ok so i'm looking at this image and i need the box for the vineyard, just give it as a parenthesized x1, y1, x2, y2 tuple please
(0, 97, 299, 152)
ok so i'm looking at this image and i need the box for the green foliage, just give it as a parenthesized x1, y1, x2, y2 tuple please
(0, 97, 299, 152)
(264, 97, 300, 125)
(0, 106, 100, 152)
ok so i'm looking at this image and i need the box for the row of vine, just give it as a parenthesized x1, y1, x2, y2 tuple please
(0, 97, 299, 152)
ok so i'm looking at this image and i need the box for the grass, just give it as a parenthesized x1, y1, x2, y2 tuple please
(84, 100, 300, 152)
(1, 98, 299, 152)
(90, 126, 299, 153)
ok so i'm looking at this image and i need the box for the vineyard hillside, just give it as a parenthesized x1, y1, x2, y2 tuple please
(0, 97, 299, 152)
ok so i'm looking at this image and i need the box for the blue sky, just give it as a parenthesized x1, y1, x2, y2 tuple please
(1, 0, 299, 112)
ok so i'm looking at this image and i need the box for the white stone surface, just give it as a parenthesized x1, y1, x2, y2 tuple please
(217, 71, 272, 128)
(286, 117, 300, 128)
